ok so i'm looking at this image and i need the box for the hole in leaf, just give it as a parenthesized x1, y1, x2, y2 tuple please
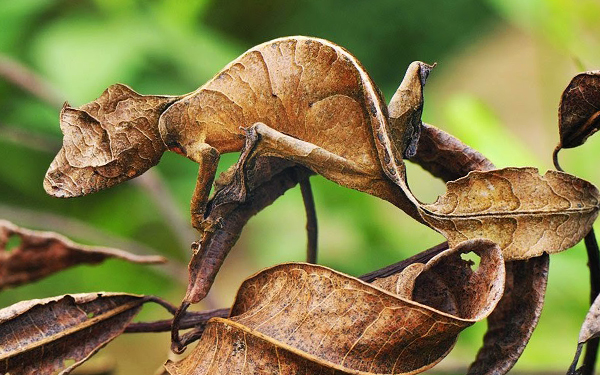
(460, 252, 481, 272)
(63, 359, 76, 368)
(4, 235, 22, 253)
(87, 312, 96, 319)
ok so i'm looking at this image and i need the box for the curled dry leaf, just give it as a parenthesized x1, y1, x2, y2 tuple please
(468, 254, 549, 375)
(410, 124, 551, 374)
(419, 167, 600, 260)
(409, 123, 495, 182)
(569, 291, 600, 374)
(165, 239, 505, 374)
(557, 71, 600, 151)
(0, 293, 147, 375)
(0, 219, 165, 290)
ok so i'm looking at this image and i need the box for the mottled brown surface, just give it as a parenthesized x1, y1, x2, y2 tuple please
(0, 293, 146, 375)
(558, 71, 600, 150)
(44, 84, 177, 197)
(420, 167, 599, 260)
(184, 157, 313, 304)
(468, 255, 549, 374)
(0, 219, 164, 290)
(409, 125, 552, 375)
(45, 37, 433, 225)
(410, 123, 495, 182)
(578, 291, 600, 345)
(166, 239, 504, 374)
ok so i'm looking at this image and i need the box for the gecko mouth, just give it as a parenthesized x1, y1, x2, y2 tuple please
(44, 148, 91, 198)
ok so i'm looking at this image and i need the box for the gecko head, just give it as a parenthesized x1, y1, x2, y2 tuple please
(44, 84, 179, 197)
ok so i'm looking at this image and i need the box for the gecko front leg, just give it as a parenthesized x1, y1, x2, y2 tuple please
(185, 142, 221, 232)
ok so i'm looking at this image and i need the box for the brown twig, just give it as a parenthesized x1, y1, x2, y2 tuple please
(171, 302, 191, 354)
(146, 296, 180, 315)
(0, 204, 188, 283)
(582, 230, 600, 375)
(0, 122, 62, 153)
(125, 307, 229, 333)
(299, 178, 318, 264)
(134, 171, 197, 260)
(359, 241, 449, 282)
(553, 147, 600, 375)
(569, 343, 585, 375)
(166, 241, 450, 350)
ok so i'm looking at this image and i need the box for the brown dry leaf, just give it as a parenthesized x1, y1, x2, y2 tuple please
(0, 219, 165, 290)
(557, 71, 600, 150)
(387, 62, 434, 159)
(419, 167, 600, 260)
(409, 123, 495, 182)
(166, 239, 505, 374)
(568, 291, 600, 374)
(0, 293, 147, 375)
(468, 254, 549, 374)
(44, 84, 178, 197)
(410, 124, 550, 374)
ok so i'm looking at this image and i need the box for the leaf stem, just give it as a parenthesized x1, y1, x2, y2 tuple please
(569, 343, 584, 375)
(299, 178, 318, 264)
(553, 147, 564, 172)
(582, 228, 600, 375)
(145, 296, 180, 315)
(171, 302, 191, 354)
(359, 241, 448, 282)
(125, 308, 229, 333)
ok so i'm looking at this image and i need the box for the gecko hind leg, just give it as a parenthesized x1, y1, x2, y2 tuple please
(231, 123, 323, 263)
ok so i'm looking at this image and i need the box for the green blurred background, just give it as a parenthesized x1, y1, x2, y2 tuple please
(1, 0, 600, 373)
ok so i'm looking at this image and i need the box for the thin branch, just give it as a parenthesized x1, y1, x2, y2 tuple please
(582, 229, 600, 375)
(359, 241, 449, 282)
(125, 307, 229, 333)
(171, 302, 191, 354)
(134, 171, 197, 259)
(0, 54, 65, 108)
(146, 296, 180, 315)
(299, 178, 318, 264)
(433, 368, 570, 375)
(0, 122, 62, 153)
(554, 147, 600, 375)
(569, 343, 585, 375)
(0, 204, 188, 284)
